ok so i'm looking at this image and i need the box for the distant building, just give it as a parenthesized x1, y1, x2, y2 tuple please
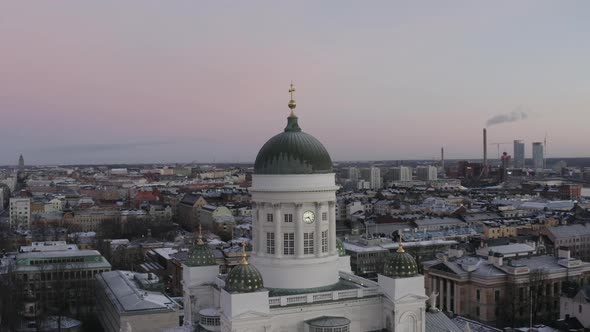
(392, 166, 412, 182)
(348, 167, 360, 184)
(416, 166, 437, 181)
(370, 167, 382, 189)
(9, 197, 31, 229)
(13, 242, 111, 317)
(72, 208, 120, 232)
(542, 224, 590, 262)
(18, 154, 25, 180)
(357, 179, 370, 190)
(96, 270, 179, 332)
(177, 194, 208, 231)
(199, 205, 235, 235)
(532, 142, 544, 170)
(513, 140, 525, 169)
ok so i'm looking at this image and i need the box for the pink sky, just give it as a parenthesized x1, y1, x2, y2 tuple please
(1, 1, 589, 165)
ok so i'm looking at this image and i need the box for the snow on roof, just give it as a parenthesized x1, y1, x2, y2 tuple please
(152, 248, 178, 260)
(97, 271, 177, 313)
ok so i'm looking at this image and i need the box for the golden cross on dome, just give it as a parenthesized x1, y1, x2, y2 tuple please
(196, 224, 204, 245)
(398, 230, 405, 253)
(289, 81, 295, 100)
(239, 241, 249, 265)
(288, 81, 297, 115)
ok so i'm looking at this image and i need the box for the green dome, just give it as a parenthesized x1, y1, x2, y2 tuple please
(336, 238, 347, 256)
(254, 114, 333, 175)
(225, 256, 264, 293)
(186, 238, 217, 267)
(383, 247, 418, 278)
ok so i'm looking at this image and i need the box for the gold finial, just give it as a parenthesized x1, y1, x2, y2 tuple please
(288, 81, 296, 116)
(397, 230, 405, 253)
(239, 241, 249, 265)
(197, 224, 204, 245)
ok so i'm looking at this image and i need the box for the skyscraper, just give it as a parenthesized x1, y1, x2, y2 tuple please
(513, 140, 525, 169)
(348, 167, 359, 184)
(370, 166, 382, 189)
(416, 166, 437, 181)
(17, 154, 25, 180)
(532, 142, 544, 170)
(392, 166, 412, 182)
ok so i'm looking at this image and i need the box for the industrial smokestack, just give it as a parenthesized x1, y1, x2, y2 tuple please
(483, 128, 488, 169)
(441, 147, 445, 176)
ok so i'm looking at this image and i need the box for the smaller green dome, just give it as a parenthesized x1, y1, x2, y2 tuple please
(336, 238, 347, 257)
(186, 236, 217, 267)
(383, 246, 418, 278)
(225, 244, 264, 293)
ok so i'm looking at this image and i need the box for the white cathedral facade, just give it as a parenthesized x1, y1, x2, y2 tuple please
(182, 85, 429, 332)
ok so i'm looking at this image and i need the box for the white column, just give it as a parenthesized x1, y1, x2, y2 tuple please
(329, 201, 337, 255)
(295, 203, 304, 258)
(315, 202, 323, 257)
(254, 203, 263, 255)
(274, 203, 282, 258)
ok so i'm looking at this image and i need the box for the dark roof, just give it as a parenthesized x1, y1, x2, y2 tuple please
(254, 114, 332, 175)
(180, 194, 203, 206)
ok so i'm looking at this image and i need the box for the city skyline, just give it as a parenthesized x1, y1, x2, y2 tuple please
(2, 1, 590, 165)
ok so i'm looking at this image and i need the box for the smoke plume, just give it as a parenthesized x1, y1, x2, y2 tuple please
(486, 108, 528, 127)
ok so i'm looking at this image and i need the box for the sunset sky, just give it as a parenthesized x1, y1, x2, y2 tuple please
(1, 1, 589, 165)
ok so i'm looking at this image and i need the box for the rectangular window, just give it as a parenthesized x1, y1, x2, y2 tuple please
(494, 290, 500, 303)
(322, 230, 328, 253)
(284, 214, 293, 222)
(267, 213, 273, 222)
(304, 232, 314, 255)
(284, 233, 294, 255)
(266, 232, 275, 254)
(476, 289, 481, 302)
(322, 212, 328, 221)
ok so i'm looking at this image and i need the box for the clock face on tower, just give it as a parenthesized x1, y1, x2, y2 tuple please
(303, 210, 315, 224)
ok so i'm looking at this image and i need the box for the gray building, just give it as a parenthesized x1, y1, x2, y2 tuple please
(96, 270, 180, 332)
(392, 166, 412, 182)
(532, 142, 544, 170)
(542, 224, 590, 262)
(513, 140, 525, 169)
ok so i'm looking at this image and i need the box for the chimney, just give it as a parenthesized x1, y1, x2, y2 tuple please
(483, 128, 488, 170)
(491, 252, 503, 267)
(558, 246, 571, 260)
(441, 147, 445, 176)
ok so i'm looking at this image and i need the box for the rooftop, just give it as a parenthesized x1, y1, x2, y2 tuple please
(97, 270, 177, 314)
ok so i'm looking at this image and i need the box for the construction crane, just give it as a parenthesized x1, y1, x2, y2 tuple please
(489, 142, 511, 159)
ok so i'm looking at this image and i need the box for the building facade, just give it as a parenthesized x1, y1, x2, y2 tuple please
(13, 242, 112, 317)
(392, 166, 412, 182)
(532, 142, 544, 170)
(416, 166, 437, 182)
(513, 140, 525, 169)
(423, 247, 590, 327)
(10, 197, 31, 229)
(370, 167, 382, 190)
